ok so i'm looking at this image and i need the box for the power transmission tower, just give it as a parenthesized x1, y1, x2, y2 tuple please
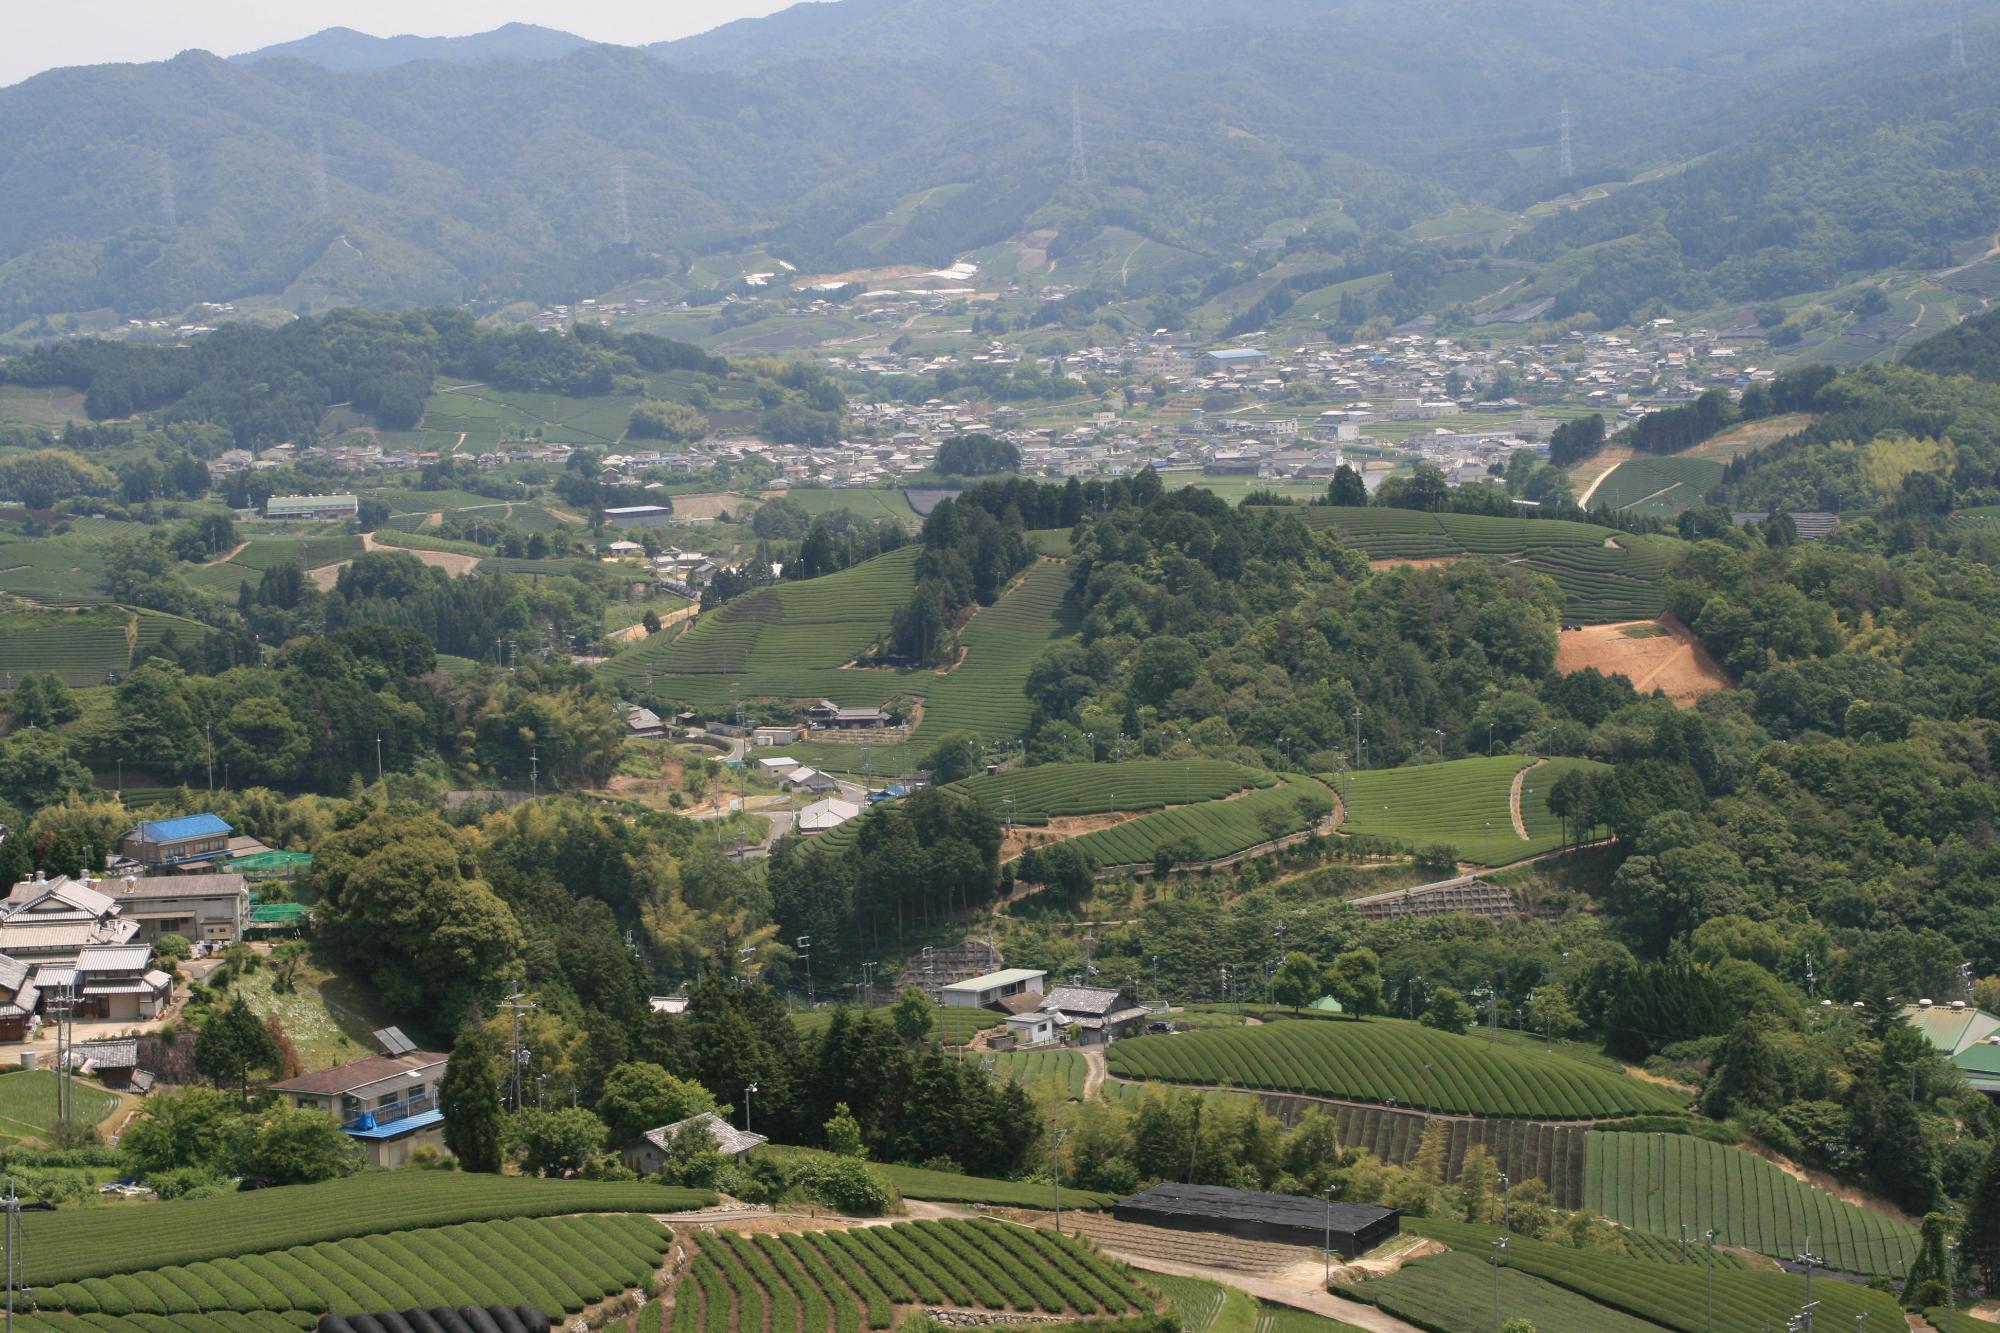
(312, 127, 331, 214)
(1953, 0, 1970, 72)
(157, 149, 176, 227)
(498, 991, 537, 1112)
(1557, 97, 1575, 180)
(613, 160, 633, 245)
(1067, 83, 1089, 185)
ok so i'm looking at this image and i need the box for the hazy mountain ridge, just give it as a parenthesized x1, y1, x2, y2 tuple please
(0, 0, 1986, 328)
(229, 23, 592, 72)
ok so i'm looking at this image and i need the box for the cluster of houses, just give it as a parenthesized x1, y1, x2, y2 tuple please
(209, 440, 575, 482)
(939, 967, 1152, 1049)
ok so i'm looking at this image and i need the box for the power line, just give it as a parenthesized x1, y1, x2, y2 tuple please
(1068, 82, 1089, 185)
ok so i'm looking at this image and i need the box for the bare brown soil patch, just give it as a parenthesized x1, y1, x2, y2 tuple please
(673, 491, 746, 520)
(1686, 412, 1817, 461)
(1369, 556, 1462, 570)
(1744, 1142, 1919, 1225)
(1002, 812, 1143, 862)
(1624, 1066, 1695, 1093)
(1554, 616, 1731, 707)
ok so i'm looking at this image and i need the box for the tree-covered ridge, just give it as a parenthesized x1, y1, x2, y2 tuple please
(0, 1, 1968, 323)
(0, 310, 742, 445)
(1508, 67, 2000, 322)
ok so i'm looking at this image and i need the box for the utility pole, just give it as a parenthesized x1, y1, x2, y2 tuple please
(375, 734, 383, 786)
(1794, 1236, 1821, 1333)
(1351, 708, 1363, 772)
(205, 720, 214, 795)
(499, 990, 537, 1112)
(743, 1082, 758, 1135)
(1705, 1229, 1717, 1333)
(1558, 96, 1575, 179)
(1051, 1123, 1070, 1233)
(2, 1174, 18, 1333)
(1323, 1185, 1337, 1287)
(1490, 1232, 1508, 1333)
(529, 746, 539, 800)
(798, 936, 813, 1006)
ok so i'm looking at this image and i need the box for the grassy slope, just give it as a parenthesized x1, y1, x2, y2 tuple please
(1333, 755, 1608, 866)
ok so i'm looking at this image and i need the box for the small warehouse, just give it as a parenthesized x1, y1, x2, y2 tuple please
(1113, 1182, 1399, 1259)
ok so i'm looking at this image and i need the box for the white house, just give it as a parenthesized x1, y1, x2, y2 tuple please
(940, 968, 1048, 1009)
(797, 798, 862, 834)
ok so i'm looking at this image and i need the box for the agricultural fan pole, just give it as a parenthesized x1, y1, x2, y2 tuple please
(1489, 1233, 1506, 1333)
(1322, 1186, 1336, 1287)
(2, 1173, 16, 1333)
(1705, 1228, 1717, 1332)
(1051, 1124, 1070, 1235)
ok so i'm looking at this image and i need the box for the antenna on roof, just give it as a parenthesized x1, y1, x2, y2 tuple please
(373, 1026, 416, 1056)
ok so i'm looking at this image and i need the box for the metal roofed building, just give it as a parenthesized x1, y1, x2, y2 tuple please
(264, 494, 358, 521)
(1113, 1182, 1400, 1259)
(103, 871, 250, 943)
(940, 967, 1048, 1009)
(621, 1110, 767, 1176)
(118, 813, 235, 867)
(1206, 348, 1269, 367)
(1901, 999, 2000, 1056)
(1042, 985, 1150, 1045)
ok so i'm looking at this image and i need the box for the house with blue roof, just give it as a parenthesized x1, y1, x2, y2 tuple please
(117, 814, 233, 868)
(269, 1049, 449, 1168)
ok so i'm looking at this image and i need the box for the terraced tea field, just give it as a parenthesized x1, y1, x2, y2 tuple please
(1342, 1250, 1663, 1333)
(1583, 1132, 1916, 1274)
(36, 1214, 668, 1320)
(1061, 775, 1330, 868)
(1280, 508, 1673, 624)
(951, 760, 1272, 823)
(784, 559, 1076, 774)
(1104, 1018, 1687, 1118)
(678, 1220, 1151, 1333)
(597, 545, 920, 708)
(986, 1047, 1088, 1098)
(1586, 456, 1725, 515)
(766, 488, 923, 527)
(19, 1173, 711, 1286)
(0, 533, 113, 600)
(1333, 755, 1608, 865)
(1406, 1218, 1902, 1330)
(0, 604, 210, 686)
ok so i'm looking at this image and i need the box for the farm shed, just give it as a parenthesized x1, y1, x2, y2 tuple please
(1114, 1182, 1399, 1258)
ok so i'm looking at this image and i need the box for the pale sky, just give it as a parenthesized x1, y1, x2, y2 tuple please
(1, 0, 803, 88)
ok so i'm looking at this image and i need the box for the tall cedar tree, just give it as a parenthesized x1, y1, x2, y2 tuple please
(440, 1017, 505, 1173)
(193, 994, 282, 1101)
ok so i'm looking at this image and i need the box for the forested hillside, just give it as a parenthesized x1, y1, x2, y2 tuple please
(0, 0, 1970, 327)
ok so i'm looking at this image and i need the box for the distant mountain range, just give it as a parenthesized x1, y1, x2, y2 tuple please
(231, 23, 592, 72)
(0, 0, 1985, 332)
